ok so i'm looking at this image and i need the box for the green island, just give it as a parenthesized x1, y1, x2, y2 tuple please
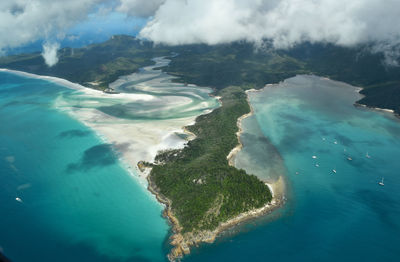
(1, 35, 399, 259)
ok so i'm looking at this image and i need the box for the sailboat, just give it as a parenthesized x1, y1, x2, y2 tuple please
(378, 177, 384, 186)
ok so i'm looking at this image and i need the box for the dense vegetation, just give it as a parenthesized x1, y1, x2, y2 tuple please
(163, 42, 308, 89)
(1, 35, 399, 112)
(287, 43, 400, 113)
(0, 35, 169, 89)
(149, 87, 272, 232)
(164, 42, 400, 113)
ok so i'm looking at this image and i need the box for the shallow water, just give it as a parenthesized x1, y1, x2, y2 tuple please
(185, 75, 400, 262)
(0, 72, 171, 261)
(0, 58, 218, 262)
(60, 57, 219, 121)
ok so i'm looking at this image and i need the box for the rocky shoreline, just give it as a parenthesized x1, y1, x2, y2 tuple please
(146, 90, 285, 261)
(147, 171, 284, 261)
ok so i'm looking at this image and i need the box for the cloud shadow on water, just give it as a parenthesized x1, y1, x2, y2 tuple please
(58, 129, 92, 138)
(67, 144, 118, 172)
(354, 189, 400, 230)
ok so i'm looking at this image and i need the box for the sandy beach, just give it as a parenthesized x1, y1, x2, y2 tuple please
(65, 105, 201, 181)
(1, 67, 219, 185)
(227, 88, 286, 201)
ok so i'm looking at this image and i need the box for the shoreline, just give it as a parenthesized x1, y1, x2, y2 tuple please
(0, 67, 217, 185)
(148, 171, 285, 262)
(252, 74, 400, 119)
(151, 90, 286, 261)
(354, 101, 400, 120)
(319, 73, 399, 118)
(0, 68, 155, 101)
(226, 89, 255, 166)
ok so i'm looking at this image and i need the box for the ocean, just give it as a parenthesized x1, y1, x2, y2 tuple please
(0, 72, 170, 262)
(1, 72, 400, 262)
(185, 75, 400, 262)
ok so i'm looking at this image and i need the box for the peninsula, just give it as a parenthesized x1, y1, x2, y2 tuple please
(147, 86, 276, 259)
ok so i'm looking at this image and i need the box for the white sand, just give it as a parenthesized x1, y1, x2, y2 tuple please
(1, 67, 218, 185)
(0, 68, 154, 102)
(66, 106, 200, 181)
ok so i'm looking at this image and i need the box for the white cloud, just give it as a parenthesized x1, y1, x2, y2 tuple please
(0, 0, 107, 64)
(42, 42, 60, 67)
(138, 0, 400, 57)
(116, 0, 165, 17)
(1, 0, 400, 66)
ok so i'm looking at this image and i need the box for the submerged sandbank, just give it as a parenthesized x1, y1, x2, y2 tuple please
(1, 60, 220, 186)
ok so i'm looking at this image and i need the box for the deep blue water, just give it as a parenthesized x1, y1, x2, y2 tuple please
(0, 72, 169, 262)
(185, 76, 400, 262)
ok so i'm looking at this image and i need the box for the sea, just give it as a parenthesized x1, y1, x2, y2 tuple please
(0, 71, 172, 262)
(1, 72, 400, 262)
(185, 75, 400, 262)
(0, 62, 218, 262)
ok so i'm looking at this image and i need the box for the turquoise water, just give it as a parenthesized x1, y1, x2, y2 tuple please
(185, 75, 400, 262)
(2, 71, 400, 262)
(0, 72, 170, 261)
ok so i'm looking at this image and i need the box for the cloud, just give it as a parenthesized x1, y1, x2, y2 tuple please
(0, 0, 107, 64)
(116, 0, 165, 17)
(1, 0, 400, 66)
(42, 42, 60, 67)
(138, 0, 400, 60)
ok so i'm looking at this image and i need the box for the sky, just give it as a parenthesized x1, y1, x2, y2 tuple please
(1, 0, 399, 66)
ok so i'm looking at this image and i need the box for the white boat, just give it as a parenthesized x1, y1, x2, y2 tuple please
(312, 155, 317, 159)
(295, 171, 299, 175)
(332, 169, 337, 174)
(315, 164, 319, 167)
(334, 141, 338, 144)
(15, 197, 22, 203)
(347, 157, 352, 161)
(378, 177, 384, 186)
(366, 152, 371, 159)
